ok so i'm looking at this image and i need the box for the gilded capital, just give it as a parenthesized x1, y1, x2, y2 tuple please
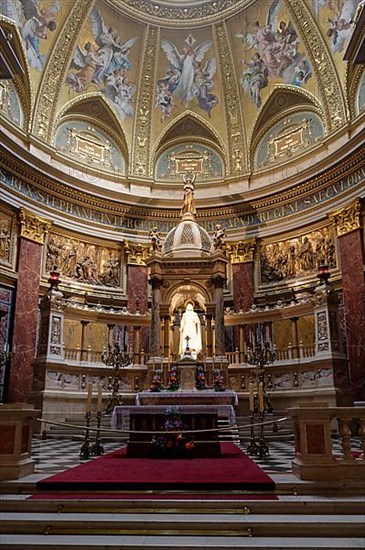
(124, 241, 150, 265)
(228, 239, 256, 264)
(19, 208, 51, 245)
(329, 200, 362, 237)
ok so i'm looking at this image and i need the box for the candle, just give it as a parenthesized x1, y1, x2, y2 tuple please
(86, 382, 92, 413)
(249, 383, 254, 414)
(258, 382, 264, 414)
(97, 384, 103, 413)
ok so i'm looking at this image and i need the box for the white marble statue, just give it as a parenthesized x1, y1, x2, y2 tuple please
(179, 302, 202, 359)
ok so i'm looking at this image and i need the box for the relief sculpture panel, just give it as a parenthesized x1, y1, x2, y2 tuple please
(45, 233, 121, 287)
(260, 226, 337, 285)
(0, 210, 16, 268)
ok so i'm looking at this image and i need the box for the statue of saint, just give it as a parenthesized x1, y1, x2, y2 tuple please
(181, 172, 196, 217)
(179, 302, 202, 359)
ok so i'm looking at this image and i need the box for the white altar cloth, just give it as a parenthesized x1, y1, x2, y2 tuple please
(135, 389, 238, 407)
(111, 404, 236, 431)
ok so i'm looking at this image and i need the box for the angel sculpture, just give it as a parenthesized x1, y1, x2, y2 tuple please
(159, 36, 217, 114)
(0, 0, 60, 71)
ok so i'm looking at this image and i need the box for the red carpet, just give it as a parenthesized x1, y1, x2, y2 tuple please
(29, 493, 277, 501)
(36, 443, 275, 492)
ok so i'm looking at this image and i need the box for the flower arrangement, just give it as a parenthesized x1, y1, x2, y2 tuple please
(196, 365, 207, 390)
(166, 367, 179, 391)
(152, 407, 194, 457)
(213, 369, 226, 391)
(148, 369, 163, 392)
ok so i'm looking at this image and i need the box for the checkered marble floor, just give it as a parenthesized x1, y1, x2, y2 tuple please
(31, 434, 362, 476)
(30, 436, 295, 475)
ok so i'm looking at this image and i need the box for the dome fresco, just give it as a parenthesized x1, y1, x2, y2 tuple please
(0, 0, 363, 208)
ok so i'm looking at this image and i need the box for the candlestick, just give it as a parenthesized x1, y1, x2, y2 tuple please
(249, 383, 254, 414)
(97, 384, 103, 413)
(258, 382, 264, 413)
(86, 382, 92, 413)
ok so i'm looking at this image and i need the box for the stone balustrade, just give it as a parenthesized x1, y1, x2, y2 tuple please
(289, 404, 365, 480)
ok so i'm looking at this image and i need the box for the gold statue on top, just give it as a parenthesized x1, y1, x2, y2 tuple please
(181, 172, 196, 217)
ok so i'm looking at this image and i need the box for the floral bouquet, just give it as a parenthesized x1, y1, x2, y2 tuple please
(166, 367, 179, 391)
(213, 369, 226, 391)
(148, 369, 163, 392)
(196, 365, 207, 390)
(152, 407, 194, 457)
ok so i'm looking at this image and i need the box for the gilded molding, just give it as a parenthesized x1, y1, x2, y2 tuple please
(124, 241, 151, 265)
(19, 208, 51, 245)
(32, 0, 95, 142)
(284, 0, 347, 131)
(347, 64, 365, 118)
(0, 15, 32, 128)
(107, 0, 253, 27)
(132, 25, 159, 177)
(228, 239, 256, 264)
(214, 22, 247, 175)
(329, 200, 362, 237)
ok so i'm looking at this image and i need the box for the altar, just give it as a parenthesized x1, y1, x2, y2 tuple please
(112, 405, 226, 457)
(135, 389, 238, 408)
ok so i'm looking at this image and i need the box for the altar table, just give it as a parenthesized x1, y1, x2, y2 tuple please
(135, 389, 238, 407)
(112, 405, 225, 457)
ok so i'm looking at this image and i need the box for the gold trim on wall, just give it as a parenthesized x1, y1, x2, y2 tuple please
(329, 199, 363, 237)
(19, 208, 51, 245)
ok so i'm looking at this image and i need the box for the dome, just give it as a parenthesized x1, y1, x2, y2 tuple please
(163, 218, 212, 258)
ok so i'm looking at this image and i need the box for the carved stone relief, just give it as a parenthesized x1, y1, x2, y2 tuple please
(45, 233, 121, 287)
(260, 227, 337, 284)
(0, 211, 14, 266)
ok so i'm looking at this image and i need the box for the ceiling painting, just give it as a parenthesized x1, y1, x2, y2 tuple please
(0, 0, 68, 87)
(306, 0, 359, 83)
(229, 0, 316, 132)
(154, 27, 224, 142)
(61, 1, 143, 139)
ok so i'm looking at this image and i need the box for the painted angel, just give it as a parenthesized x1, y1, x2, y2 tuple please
(65, 42, 101, 93)
(0, 0, 60, 71)
(89, 7, 138, 86)
(160, 37, 214, 106)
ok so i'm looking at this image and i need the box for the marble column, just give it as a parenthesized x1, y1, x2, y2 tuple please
(8, 209, 51, 403)
(331, 200, 365, 401)
(125, 244, 149, 355)
(80, 320, 89, 361)
(206, 313, 213, 357)
(290, 317, 299, 359)
(150, 276, 162, 357)
(229, 239, 256, 351)
(163, 315, 170, 357)
(214, 278, 225, 357)
(133, 326, 141, 364)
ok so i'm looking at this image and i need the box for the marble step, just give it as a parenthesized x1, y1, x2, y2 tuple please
(1, 497, 364, 515)
(1, 512, 364, 537)
(1, 534, 364, 549)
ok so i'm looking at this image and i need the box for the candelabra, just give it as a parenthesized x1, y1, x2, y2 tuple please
(246, 342, 275, 459)
(102, 342, 132, 415)
(80, 411, 91, 460)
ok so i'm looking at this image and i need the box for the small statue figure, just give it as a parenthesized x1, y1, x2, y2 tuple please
(213, 223, 226, 250)
(181, 172, 196, 217)
(149, 226, 161, 251)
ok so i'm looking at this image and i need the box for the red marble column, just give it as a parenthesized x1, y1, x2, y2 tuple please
(337, 228, 365, 401)
(232, 262, 255, 312)
(8, 238, 43, 403)
(127, 263, 148, 354)
(232, 261, 255, 352)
